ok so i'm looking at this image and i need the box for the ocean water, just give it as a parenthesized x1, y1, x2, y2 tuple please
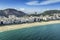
(0, 23, 60, 40)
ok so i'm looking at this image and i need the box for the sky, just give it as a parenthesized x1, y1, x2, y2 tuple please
(0, 0, 60, 14)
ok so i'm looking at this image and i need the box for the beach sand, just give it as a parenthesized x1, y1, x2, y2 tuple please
(0, 20, 60, 32)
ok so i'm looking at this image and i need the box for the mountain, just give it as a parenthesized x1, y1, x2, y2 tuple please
(28, 10, 60, 16)
(0, 8, 27, 17)
(40, 10, 60, 16)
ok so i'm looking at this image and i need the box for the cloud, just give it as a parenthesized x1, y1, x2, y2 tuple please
(40, 0, 60, 5)
(26, 1, 40, 5)
(19, 8, 25, 11)
(26, 0, 60, 5)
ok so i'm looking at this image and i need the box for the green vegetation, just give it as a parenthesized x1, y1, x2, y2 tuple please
(40, 10, 60, 16)
(28, 10, 60, 16)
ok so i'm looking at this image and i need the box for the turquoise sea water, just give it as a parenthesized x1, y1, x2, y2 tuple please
(0, 23, 60, 40)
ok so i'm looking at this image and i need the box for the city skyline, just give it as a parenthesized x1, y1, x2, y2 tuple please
(0, 0, 60, 13)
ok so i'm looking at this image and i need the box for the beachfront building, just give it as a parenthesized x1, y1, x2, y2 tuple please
(25, 17, 34, 23)
(1, 14, 60, 25)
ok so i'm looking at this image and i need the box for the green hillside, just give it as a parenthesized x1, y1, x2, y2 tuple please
(28, 10, 60, 16)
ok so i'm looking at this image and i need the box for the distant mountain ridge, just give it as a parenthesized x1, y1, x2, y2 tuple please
(0, 8, 27, 17)
(29, 10, 60, 16)
(40, 10, 60, 16)
(0, 9, 60, 17)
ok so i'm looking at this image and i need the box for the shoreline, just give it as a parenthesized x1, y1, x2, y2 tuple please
(0, 20, 60, 32)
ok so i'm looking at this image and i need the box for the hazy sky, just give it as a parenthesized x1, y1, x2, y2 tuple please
(0, 0, 60, 13)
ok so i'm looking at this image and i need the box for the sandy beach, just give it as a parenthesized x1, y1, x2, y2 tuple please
(0, 20, 60, 32)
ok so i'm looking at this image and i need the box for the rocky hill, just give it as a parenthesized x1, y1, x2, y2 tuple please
(40, 10, 60, 16)
(28, 10, 60, 16)
(0, 8, 27, 17)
